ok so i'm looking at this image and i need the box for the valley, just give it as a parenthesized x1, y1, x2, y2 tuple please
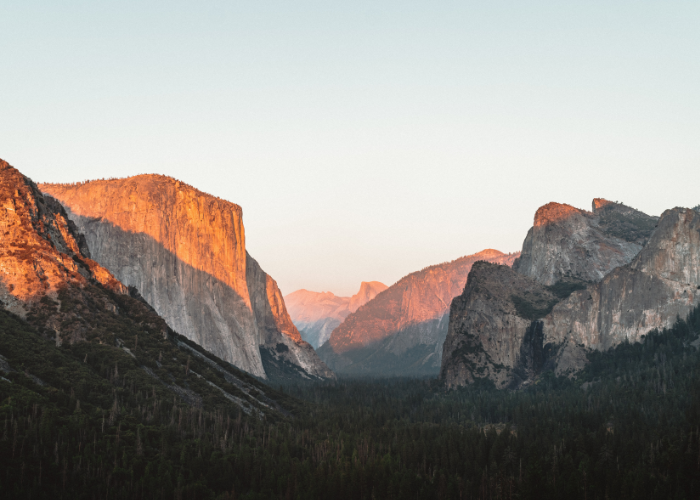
(1, 157, 699, 498)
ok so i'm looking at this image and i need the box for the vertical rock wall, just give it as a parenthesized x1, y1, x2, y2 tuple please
(40, 176, 333, 380)
(441, 200, 700, 389)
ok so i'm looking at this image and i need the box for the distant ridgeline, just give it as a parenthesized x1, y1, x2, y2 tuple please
(285, 281, 388, 349)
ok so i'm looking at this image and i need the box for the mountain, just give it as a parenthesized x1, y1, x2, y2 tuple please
(512, 199, 658, 285)
(440, 199, 700, 389)
(318, 250, 519, 376)
(0, 159, 307, 496)
(40, 175, 333, 382)
(0, 160, 127, 324)
(285, 281, 388, 348)
(0, 158, 288, 413)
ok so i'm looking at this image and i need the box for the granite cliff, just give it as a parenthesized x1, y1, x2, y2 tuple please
(441, 200, 700, 389)
(544, 207, 700, 350)
(318, 250, 519, 376)
(439, 262, 560, 388)
(513, 199, 657, 285)
(40, 175, 333, 381)
(285, 281, 388, 348)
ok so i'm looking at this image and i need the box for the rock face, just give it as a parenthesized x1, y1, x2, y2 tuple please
(318, 250, 519, 376)
(0, 160, 127, 341)
(1, 159, 294, 419)
(440, 262, 560, 389)
(285, 281, 388, 348)
(40, 175, 333, 381)
(441, 200, 700, 389)
(513, 200, 657, 285)
(545, 207, 700, 349)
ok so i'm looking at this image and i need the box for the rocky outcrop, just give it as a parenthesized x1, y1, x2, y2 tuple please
(318, 250, 519, 376)
(440, 262, 566, 389)
(0, 160, 127, 341)
(513, 199, 657, 285)
(441, 201, 700, 389)
(40, 175, 333, 381)
(348, 281, 388, 313)
(246, 253, 335, 381)
(285, 281, 388, 348)
(545, 207, 700, 349)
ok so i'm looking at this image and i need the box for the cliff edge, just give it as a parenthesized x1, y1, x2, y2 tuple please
(40, 176, 333, 381)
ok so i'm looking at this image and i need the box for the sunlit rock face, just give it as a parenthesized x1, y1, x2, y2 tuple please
(40, 176, 333, 381)
(0, 160, 127, 343)
(441, 200, 700, 389)
(318, 250, 519, 376)
(513, 199, 657, 285)
(285, 281, 388, 348)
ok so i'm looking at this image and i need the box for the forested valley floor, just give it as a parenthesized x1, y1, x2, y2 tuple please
(2, 305, 700, 499)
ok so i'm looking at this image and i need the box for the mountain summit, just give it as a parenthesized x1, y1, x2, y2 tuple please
(513, 199, 658, 286)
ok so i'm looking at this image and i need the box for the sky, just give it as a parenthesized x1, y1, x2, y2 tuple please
(1, 1, 699, 296)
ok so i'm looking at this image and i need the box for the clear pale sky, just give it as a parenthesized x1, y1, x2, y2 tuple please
(2, 2, 699, 296)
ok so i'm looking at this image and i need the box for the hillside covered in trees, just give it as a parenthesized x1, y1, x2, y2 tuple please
(2, 301, 700, 498)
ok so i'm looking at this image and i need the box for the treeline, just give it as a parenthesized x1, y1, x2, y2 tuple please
(2, 305, 700, 498)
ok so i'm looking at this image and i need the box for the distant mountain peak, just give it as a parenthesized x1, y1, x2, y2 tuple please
(592, 198, 615, 211)
(285, 281, 387, 348)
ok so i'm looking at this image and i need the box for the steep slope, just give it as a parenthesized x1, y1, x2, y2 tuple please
(440, 262, 571, 389)
(545, 207, 700, 349)
(513, 199, 657, 285)
(441, 201, 700, 389)
(0, 160, 127, 326)
(0, 158, 304, 496)
(40, 175, 333, 381)
(318, 250, 519, 376)
(285, 281, 388, 348)
(0, 158, 288, 413)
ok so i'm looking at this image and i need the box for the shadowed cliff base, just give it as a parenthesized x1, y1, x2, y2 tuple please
(318, 315, 449, 377)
